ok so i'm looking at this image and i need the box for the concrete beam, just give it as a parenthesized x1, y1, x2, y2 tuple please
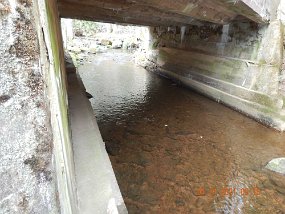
(216, 0, 270, 23)
(58, 1, 205, 26)
(58, 0, 235, 24)
(135, 0, 238, 24)
(58, 0, 271, 26)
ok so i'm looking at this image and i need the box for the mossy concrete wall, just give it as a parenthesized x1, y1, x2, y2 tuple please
(145, 10, 285, 130)
(1, 0, 78, 213)
(37, 0, 78, 213)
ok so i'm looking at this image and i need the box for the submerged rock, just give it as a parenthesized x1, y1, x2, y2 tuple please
(266, 158, 285, 174)
(105, 141, 120, 156)
(89, 47, 97, 54)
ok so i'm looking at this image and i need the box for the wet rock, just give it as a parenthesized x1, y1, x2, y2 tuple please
(266, 158, 285, 175)
(262, 179, 274, 189)
(127, 184, 141, 201)
(195, 198, 206, 207)
(89, 47, 97, 54)
(105, 141, 120, 156)
(100, 39, 112, 46)
(141, 192, 159, 205)
(75, 30, 83, 37)
(255, 196, 269, 206)
(141, 144, 153, 152)
(188, 208, 204, 213)
(175, 199, 185, 206)
(202, 205, 215, 213)
(269, 175, 285, 194)
(135, 154, 150, 167)
(0, 95, 11, 104)
(127, 42, 139, 50)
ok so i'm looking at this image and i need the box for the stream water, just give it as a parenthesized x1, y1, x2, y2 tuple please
(78, 50, 285, 214)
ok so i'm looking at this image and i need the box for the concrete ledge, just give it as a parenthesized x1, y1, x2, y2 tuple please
(158, 64, 283, 110)
(67, 65, 127, 213)
(154, 67, 285, 131)
(157, 47, 281, 93)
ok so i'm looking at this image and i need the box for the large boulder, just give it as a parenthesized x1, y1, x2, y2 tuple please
(100, 39, 112, 46)
(266, 158, 285, 174)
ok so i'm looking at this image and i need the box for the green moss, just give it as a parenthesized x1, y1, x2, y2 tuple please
(250, 40, 261, 60)
(152, 40, 160, 49)
(46, 6, 60, 74)
(45, 2, 71, 142)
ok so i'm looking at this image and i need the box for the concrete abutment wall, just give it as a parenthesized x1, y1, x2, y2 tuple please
(1, 0, 78, 213)
(143, 4, 285, 131)
(39, 0, 78, 213)
(1, 0, 128, 213)
(0, 0, 58, 212)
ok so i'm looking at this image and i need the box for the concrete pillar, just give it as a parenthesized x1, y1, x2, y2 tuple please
(61, 18, 73, 49)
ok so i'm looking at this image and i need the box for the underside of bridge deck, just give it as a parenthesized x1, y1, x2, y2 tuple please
(57, 0, 273, 26)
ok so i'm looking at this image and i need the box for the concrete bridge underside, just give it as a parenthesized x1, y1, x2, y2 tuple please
(58, 0, 272, 26)
(1, 0, 285, 213)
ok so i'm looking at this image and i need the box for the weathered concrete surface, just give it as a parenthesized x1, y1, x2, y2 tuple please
(142, 4, 285, 130)
(38, 0, 78, 213)
(1, 0, 81, 213)
(0, 0, 58, 213)
(57, 0, 278, 25)
(67, 57, 127, 214)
